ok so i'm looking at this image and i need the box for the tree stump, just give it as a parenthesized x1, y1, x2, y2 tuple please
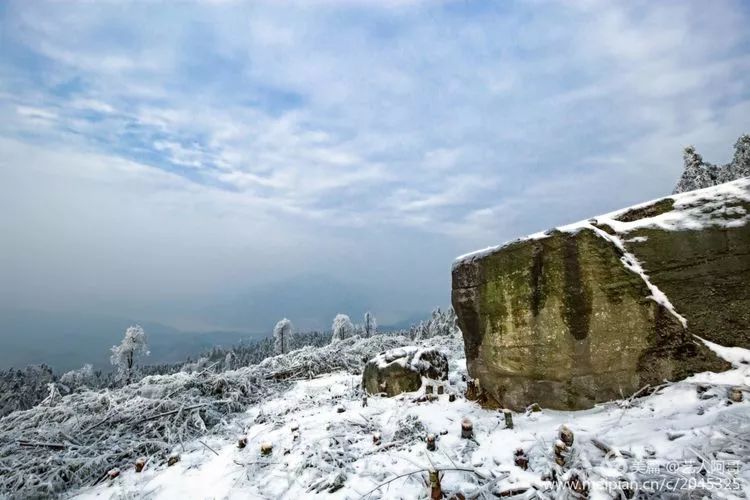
(514, 448, 528, 470)
(437, 385, 445, 395)
(448, 394, 456, 403)
(238, 437, 247, 449)
(461, 418, 473, 439)
(426, 433, 436, 451)
(373, 432, 381, 446)
(553, 439, 567, 466)
(168, 453, 180, 466)
(729, 387, 744, 403)
(426, 384, 434, 395)
(135, 457, 147, 473)
(429, 470, 442, 500)
(503, 409, 513, 429)
(260, 442, 273, 456)
(107, 468, 120, 480)
(559, 425, 574, 447)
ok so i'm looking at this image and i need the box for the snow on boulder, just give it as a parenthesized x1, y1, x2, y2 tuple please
(362, 347, 448, 397)
(453, 176, 750, 411)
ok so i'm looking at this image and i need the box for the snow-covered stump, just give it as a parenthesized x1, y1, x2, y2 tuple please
(260, 442, 273, 456)
(107, 468, 120, 481)
(167, 453, 180, 466)
(514, 448, 529, 470)
(559, 425, 574, 447)
(238, 437, 247, 449)
(461, 418, 473, 439)
(372, 432, 381, 446)
(426, 433, 436, 451)
(729, 386, 744, 403)
(553, 425, 574, 467)
(135, 457, 146, 473)
(448, 394, 456, 402)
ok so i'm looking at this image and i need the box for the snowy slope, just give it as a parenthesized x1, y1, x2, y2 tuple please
(73, 338, 750, 499)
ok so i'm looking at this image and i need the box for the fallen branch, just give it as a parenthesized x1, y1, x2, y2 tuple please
(18, 440, 66, 450)
(590, 438, 634, 458)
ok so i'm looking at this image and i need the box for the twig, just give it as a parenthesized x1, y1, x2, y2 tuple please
(199, 440, 219, 456)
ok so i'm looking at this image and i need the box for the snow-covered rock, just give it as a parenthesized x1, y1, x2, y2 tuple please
(362, 346, 448, 397)
(453, 177, 750, 410)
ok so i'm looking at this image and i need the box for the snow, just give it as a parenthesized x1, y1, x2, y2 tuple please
(454, 177, 750, 268)
(72, 336, 750, 499)
(372, 346, 442, 374)
(586, 224, 688, 328)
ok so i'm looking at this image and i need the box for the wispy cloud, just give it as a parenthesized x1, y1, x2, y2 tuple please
(1, 0, 748, 328)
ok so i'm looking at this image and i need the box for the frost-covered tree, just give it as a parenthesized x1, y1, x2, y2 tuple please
(60, 363, 94, 390)
(729, 134, 750, 180)
(273, 318, 293, 355)
(674, 134, 750, 193)
(363, 311, 377, 338)
(110, 325, 149, 385)
(331, 314, 354, 343)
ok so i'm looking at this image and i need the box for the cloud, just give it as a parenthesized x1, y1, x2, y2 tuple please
(0, 0, 748, 329)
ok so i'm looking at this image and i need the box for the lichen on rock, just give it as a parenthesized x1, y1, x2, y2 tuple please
(361, 347, 448, 397)
(453, 177, 749, 411)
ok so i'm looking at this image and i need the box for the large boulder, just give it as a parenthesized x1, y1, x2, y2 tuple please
(452, 177, 750, 411)
(362, 347, 448, 397)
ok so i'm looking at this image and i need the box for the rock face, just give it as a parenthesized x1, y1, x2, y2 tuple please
(362, 347, 448, 397)
(452, 177, 750, 410)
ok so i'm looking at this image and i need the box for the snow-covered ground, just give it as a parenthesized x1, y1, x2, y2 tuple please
(74, 339, 750, 499)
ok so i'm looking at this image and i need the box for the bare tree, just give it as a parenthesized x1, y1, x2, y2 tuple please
(273, 318, 293, 355)
(363, 311, 377, 338)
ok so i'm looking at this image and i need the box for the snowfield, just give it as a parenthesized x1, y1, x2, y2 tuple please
(71, 336, 750, 500)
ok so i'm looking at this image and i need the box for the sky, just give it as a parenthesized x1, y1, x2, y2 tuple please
(1, 0, 749, 333)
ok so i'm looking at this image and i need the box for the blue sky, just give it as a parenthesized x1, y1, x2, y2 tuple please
(1, 0, 749, 331)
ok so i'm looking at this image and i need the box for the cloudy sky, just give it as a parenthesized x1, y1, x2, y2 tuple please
(1, 0, 749, 332)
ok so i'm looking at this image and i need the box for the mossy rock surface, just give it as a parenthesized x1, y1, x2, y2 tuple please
(452, 185, 750, 410)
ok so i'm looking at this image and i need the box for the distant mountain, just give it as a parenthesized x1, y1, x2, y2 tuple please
(194, 273, 382, 332)
(0, 308, 262, 372)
